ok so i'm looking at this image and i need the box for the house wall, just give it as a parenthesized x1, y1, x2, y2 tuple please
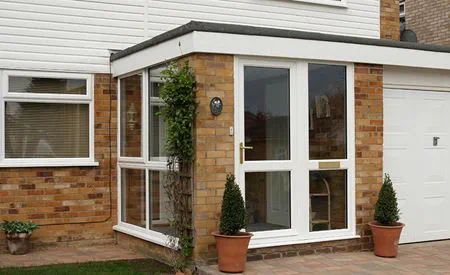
(380, 0, 401, 40)
(0, 74, 117, 249)
(146, 0, 380, 39)
(188, 53, 384, 263)
(405, 0, 450, 45)
(0, 0, 380, 74)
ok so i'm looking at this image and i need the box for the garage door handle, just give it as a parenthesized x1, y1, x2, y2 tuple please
(433, 137, 440, 146)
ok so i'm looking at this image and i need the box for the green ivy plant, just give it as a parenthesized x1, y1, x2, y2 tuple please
(374, 174, 400, 226)
(158, 61, 196, 272)
(220, 174, 246, 235)
(159, 61, 196, 164)
(0, 221, 38, 234)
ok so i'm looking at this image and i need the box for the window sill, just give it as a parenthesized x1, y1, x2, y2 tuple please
(113, 224, 177, 249)
(0, 160, 99, 168)
(291, 0, 348, 8)
(249, 234, 360, 249)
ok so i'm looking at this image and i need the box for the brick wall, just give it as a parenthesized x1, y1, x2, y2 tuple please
(354, 64, 384, 250)
(0, 74, 117, 249)
(189, 53, 235, 261)
(405, 0, 450, 45)
(380, 0, 401, 40)
(116, 232, 172, 264)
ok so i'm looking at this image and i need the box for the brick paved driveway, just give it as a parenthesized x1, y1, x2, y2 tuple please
(199, 240, 450, 274)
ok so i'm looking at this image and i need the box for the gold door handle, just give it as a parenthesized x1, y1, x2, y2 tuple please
(240, 142, 253, 164)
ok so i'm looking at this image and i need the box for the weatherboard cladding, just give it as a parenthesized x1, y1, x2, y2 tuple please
(110, 21, 450, 62)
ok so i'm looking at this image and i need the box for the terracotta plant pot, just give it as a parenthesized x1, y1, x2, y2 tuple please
(213, 232, 252, 273)
(6, 233, 32, 255)
(369, 221, 404, 258)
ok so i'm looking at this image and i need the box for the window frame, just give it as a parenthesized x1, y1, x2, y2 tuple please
(235, 57, 356, 249)
(0, 70, 96, 167)
(115, 68, 175, 248)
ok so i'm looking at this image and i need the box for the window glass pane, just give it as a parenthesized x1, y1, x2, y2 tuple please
(244, 67, 290, 161)
(309, 170, 347, 232)
(120, 74, 142, 157)
(309, 64, 347, 160)
(150, 171, 174, 235)
(149, 81, 167, 161)
(5, 102, 89, 158)
(9, 76, 86, 95)
(121, 168, 146, 228)
(245, 171, 291, 232)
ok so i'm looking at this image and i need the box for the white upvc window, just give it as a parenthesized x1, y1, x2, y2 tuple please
(0, 70, 96, 167)
(235, 57, 356, 248)
(114, 67, 174, 248)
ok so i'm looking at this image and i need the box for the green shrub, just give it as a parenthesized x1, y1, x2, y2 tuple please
(0, 220, 38, 234)
(374, 174, 400, 226)
(219, 174, 246, 235)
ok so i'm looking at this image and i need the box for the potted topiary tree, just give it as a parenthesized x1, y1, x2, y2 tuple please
(213, 174, 252, 273)
(369, 174, 404, 257)
(0, 220, 38, 255)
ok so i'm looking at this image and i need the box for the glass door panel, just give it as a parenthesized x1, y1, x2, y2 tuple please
(308, 64, 347, 160)
(245, 171, 291, 232)
(309, 170, 347, 232)
(244, 67, 290, 161)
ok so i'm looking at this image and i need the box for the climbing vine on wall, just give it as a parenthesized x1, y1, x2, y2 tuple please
(159, 61, 196, 271)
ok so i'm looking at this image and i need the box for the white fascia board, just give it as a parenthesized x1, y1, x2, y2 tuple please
(112, 31, 450, 76)
(193, 32, 450, 71)
(112, 32, 195, 77)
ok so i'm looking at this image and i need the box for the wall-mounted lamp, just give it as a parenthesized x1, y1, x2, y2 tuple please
(127, 103, 137, 131)
(210, 97, 223, 116)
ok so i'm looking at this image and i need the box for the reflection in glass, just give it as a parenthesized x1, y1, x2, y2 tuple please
(150, 171, 174, 235)
(245, 171, 291, 232)
(121, 168, 146, 228)
(9, 76, 86, 95)
(244, 67, 290, 161)
(309, 170, 347, 232)
(309, 64, 347, 160)
(5, 102, 89, 158)
(149, 80, 167, 161)
(120, 74, 142, 157)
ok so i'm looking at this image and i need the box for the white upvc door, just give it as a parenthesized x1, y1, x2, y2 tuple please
(235, 58, 303, 244)
(235, 57, 355, 248)
(384, 89, 450, 244)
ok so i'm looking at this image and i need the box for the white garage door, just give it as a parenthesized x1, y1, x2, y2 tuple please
(384, 89, 450, 244)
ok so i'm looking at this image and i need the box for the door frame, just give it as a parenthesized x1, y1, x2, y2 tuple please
(234, 56, 356, 248)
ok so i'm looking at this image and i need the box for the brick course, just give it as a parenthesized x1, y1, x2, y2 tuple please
(380, 0, 401, 40)
(405, 0, 450, 45)
(0, 74, 117, 249)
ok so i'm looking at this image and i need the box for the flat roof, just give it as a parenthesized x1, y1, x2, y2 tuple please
(111, 21, 450, 62)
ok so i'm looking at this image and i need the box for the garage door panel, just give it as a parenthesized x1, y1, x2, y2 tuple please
(422, 195, 449, 241)
(421, 99, 447, 132)
(384, 95, 411, 133)
(384, 88, 450, 244)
